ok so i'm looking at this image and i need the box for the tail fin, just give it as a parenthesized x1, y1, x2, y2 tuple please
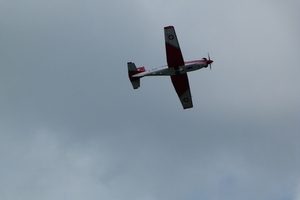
(127, 62, 145, 89)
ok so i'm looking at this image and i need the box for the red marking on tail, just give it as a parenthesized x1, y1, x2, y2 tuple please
(137, 66, 146, 72)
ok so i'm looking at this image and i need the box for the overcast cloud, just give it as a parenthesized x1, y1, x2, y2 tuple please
(1, 0, 299, 200)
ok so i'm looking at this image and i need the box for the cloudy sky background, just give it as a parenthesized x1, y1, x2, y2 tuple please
(1, 0, 299, 199)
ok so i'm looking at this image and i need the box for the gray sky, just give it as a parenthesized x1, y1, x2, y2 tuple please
(1, 0, 300, 199)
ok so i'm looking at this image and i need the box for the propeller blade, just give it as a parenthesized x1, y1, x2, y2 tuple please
(208, 52, 211, 70)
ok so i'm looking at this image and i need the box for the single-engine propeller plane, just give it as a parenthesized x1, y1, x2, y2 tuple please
(127, 26, 213, 109)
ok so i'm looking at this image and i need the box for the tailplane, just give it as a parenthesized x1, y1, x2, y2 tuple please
(127, 62, 145, 89)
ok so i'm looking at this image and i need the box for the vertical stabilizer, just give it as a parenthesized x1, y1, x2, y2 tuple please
(127, 62, 140, 89)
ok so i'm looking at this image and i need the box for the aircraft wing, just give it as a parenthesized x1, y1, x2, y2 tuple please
(165, 26, 193, 109)
(170, 74, 193, 109)
(164, 26, 184, 68)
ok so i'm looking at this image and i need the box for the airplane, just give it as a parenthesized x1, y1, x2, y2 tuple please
(127, 26, 213, 109)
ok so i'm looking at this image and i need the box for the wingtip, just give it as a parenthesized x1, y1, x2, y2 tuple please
(164, 26, 174, 29)
(183, 104, 193, 109)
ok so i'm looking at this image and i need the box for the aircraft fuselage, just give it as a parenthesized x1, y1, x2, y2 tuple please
(132, 60, 208, 78)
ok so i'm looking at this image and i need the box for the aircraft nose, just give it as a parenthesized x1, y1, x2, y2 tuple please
(207, 60, 213, 64)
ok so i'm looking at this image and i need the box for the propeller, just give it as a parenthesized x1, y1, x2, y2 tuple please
(207, 52, 213, 70)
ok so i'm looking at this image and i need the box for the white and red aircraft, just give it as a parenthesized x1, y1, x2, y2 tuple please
(128, 26, 213, 109)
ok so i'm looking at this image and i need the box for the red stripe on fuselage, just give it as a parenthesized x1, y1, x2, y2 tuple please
(184, 60, 206, 64)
